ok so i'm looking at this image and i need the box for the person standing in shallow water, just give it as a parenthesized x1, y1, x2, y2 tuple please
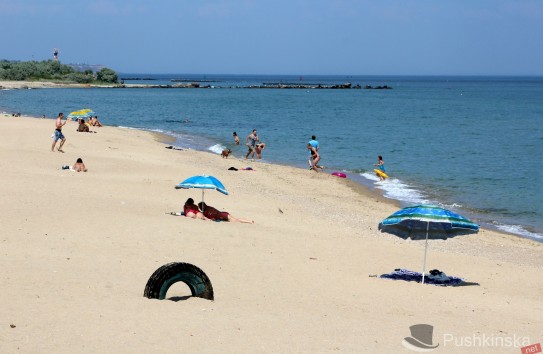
(374, 155, 386, 181)
(255, 142, 266, 159)
(51, 113, 69, 152)
(308, 135, 324, 170)
(245, 129, 259, 160)
(307, 143, 320, 173)
(233, 131, 240, 145)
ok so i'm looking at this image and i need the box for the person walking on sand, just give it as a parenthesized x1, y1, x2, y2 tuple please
(51, 112, 69, 152)
(245, 129, 259, 160)
(307, 143, 320, 173)
(374, 155, 386, 181)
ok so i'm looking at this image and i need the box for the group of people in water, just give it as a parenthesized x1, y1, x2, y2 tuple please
(231, 131, 387, 180)
(231, 130, 266, 160)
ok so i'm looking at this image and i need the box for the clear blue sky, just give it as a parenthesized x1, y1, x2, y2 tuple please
(1, 0, 542, 75)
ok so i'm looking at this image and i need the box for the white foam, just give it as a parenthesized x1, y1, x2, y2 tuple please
(208, 143, 226, 154)
(494, 223, 543, 241)
(361, 172, 429, 205)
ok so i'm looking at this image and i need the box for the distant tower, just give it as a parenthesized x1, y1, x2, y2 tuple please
(53, 48, 59, 61)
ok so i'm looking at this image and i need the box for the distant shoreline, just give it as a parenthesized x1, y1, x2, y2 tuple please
(0, 80, 116, 89)
(0, 80, 372, 90)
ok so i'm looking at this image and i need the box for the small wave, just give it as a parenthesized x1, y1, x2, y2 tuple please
(437, 202, 463, 209)
(164, 119, 191, 123)
(361, 172, 429, 205)
(208, 143, 226, 154)
(493, 223, 543, 242)
(147, 128, 167, 133)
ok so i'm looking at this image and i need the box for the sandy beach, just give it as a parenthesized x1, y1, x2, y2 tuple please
(0, 114, 541, 353)
(0, 81, 98, 90)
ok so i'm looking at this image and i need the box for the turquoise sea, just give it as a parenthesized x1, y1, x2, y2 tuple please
(1, 75, 542, 241)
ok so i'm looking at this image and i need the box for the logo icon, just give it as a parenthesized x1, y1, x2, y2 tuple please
(521, 343, 542, 354)
(402, 324, 439, 352)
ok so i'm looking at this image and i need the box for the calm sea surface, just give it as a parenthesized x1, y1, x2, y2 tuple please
(1, 74, 542, 241)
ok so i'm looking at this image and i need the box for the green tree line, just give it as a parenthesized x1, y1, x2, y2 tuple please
(0, 60, 118, 84)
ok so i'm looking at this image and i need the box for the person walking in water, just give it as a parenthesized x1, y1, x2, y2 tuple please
(308, 135, 324, 170)
(51, 112, 69, 152)
(245, 129, 259, 160)
(374, 155, 386, 181)
(307, 143, 320, 173)
(233, 131, 240, 145)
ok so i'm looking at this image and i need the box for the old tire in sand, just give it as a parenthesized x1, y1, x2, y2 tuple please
(143, 262, 214, 300)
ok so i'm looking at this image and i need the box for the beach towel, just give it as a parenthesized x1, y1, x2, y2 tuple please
(379, 268, 477, 286)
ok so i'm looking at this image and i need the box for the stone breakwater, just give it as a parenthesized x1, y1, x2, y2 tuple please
(119, 82, 393, 89)
(0, 80, 392, 90)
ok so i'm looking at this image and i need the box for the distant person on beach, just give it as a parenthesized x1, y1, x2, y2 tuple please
(245, 129, 259, 160)
(308, 135, 323, 170)
(233, 131, 240, 145)
(77, 119, 91, 132)
(91, 116, 103, 127)
(51, 112, 69, 152)
(255, 142, 266, 159)
(307, 143, 320, 173)
(198, 202, 254, 224)
(72, 158, 87, 172)
(183, 198, 209, 220)
(374, 155, 386, 181)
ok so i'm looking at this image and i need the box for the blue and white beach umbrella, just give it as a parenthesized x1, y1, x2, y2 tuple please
(175, 175, 229, 206)
(379, 205, 479, 283)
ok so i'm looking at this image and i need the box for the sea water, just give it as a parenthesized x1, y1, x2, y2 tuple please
(1, 75, 542, 241)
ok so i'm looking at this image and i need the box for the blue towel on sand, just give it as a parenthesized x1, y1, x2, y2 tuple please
(380, 268, 469, 286)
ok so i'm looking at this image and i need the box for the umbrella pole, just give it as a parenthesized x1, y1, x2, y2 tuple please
(201, 190, 205, 212)
(422, 221, 429, 284)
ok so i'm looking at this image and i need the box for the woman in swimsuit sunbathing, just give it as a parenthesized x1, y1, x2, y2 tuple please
(198, 202, 254, 224)
(183, 198, 209, 220)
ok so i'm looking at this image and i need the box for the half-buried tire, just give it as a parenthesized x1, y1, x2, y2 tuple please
(144, 262, 214, 300)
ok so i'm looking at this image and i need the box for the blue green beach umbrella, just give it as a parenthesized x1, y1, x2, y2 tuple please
(175, 175, 228, 209)
(379, 205, 479, 284)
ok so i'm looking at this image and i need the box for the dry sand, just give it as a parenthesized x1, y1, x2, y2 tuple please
(0, 115, 541, 353)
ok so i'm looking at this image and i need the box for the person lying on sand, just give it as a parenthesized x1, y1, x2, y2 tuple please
(198, 202, 254, 224)
(183, 198, 210, 220)
(72, 158, 88, 172)
(71, 157, 87, 172)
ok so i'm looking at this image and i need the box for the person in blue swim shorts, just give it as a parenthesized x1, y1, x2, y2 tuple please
(51, 112, 69, 152)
